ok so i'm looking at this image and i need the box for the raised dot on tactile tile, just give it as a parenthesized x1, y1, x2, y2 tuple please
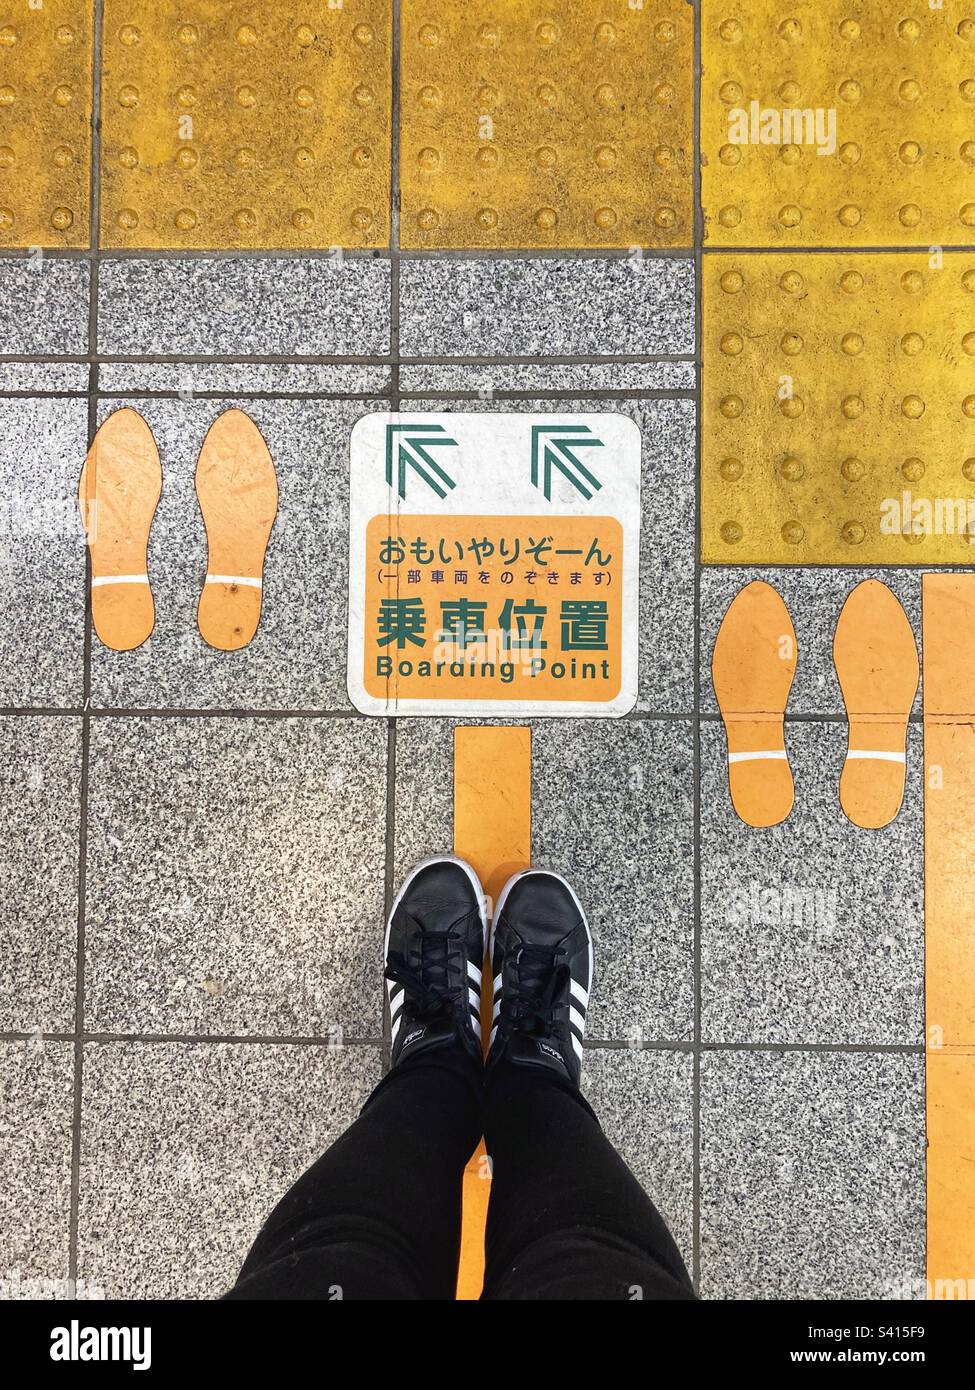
(0, 147, 14, 168)
(234, 208, 257, 232)
(478, 22, 499, 46)
(719, 457, 743, 480)
(721, 521, 743, 544)
(842, 521, 866, 545)
(779, 270, 804, 294)
(838, 332, 863, 356)
(235, 147, 256, 169)
(418, 146, 439, 171)
(841, 456, 865, 481)
(119, 24, 140, 45)
(782, 521, 805, 544)
(477, 207, 499, 230)
(175, 208, 197, 230)
(779, 205, 801, 227)
(654, 207, 677, 230)
(964, 396, 975, 417)
(595, 207, 618, 230)
(901, 270, 924, 293)
(177, 86, 197, 108)
(901, 332, 924, 354)
(595, 145, 616, 169)
(780, 456, 804, 481)
(56, 25, 74, 45)
(780, 332, 803, 354)
(780, 144, 801, 165)
(838, 204, 862, 227)
(902, 457, 925, 481)
(536, 146, 557, 169)
(962, 142, 975, 163)
(720, 332, 743, 355)
(477, 146, 499, 170)
(50, 207, 73, 231)
(899, 18, 922, 41)
(902, 394, 925, 418)
(720, 394, 744, 418)
(963, 332, 975, 354)
(719, 81, 743, 104)
(779, 81, 801, 104)
(839, 270, 863, 293)
(53, 85, 74, 107)
(781, 396, 803, 418)
(417, 208, 439, 231)
(778, 18, 802, 42)
(537, 83, 558, 108)
(535, 21, 558, 45)
(352, 207, 373, 232)
(535, 207, 558, 231)
(841, 394, 864, 418)
(479, 85, 499, 107)
(960, 19, 975, 40)
(656, 20, 676, 42)
(119, 146, 138, 168)
(352, 147, 372, 169)
(0, 208, 13, 229)
(839, 142, 861, 165)
(839, 79, 862, 103)
(963, 458, 975, 480)
(117, 208, 138, 230)
(594, 84, 616, 107)
(719, 18, 743, 42)
(297, 86, 318, 108)
(118, 85, 139, 108)
(964, 270, 975, 292)
(292, 208, 313, 230)
(961, 79, 975, 101)
(178, 24, 199, 45)
(653, 82, 676, 105)
(719, 205, 742, 227)
(419, 23, 441, 46)
(899, 141, 922, 164)
(899, 204, 922, 228)
(236, 85, 256, 107)
(354, 23, 374, 46)
(962, 204, 975, 226)
(294, 147, 315, 169)
(53, 146, 74, 168)
(594, 21, 617, 45)
(294, 25, 315, 46)
(721, 269, 744, 293)
(899, 79, 921, 102)
(0, 26, 17, 45)
(839, 18, 860, 40)
(236, 25, 257, 45)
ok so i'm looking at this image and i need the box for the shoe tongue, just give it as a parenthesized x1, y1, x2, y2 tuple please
(505, 1031, 571, 1081)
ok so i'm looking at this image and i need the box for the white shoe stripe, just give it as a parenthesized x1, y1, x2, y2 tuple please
(472, 1017, 482, 1041)
(388, 986, 404, 1016)
(468, 987, 480, 1013)
(493, 973, 503, 993)
(492, 999, 501, 1022)
(391, 1014, 403, 1045)
(569, 1005, 586, 1039)
(570, 1034, 583, 1060)
(489, 1024, 498, 1049)
(467, 960, 482, 987)
(570, 979, 589, 1009)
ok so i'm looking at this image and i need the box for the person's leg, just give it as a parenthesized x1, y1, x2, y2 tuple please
(482, 869, 695, 1301)
(226, 857, 489, 1301)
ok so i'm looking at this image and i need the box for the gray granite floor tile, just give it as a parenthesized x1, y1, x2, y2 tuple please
(0, 258, 89, 356)
(699, 568, 922, 716)
(533, 720, 695, 1041)
(85, 717, 387, 1037)
(0, 717, 81, 1033)
(0, 1041, 74, 1299)
(89, 397, 378, 711)
(97, 362, 392, 395)
(701, 721, 923, 1045)
(0, 362, 89, 393)
(394, 716, 695, 1040)
(583, 1048, 694, 1271)
(0, 397, 86, 706)
(400, 258, 695, 358)
(97, 257, 390, 358)
(78, 1041, 381, 1299)
(700, 1051, 925, 1300)
(407, 397, 695, 713)
(399, 362, 696, 394)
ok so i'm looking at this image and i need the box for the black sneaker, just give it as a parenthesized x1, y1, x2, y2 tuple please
(487, 869, 593, 1087)
(385, 856, 488, 1068)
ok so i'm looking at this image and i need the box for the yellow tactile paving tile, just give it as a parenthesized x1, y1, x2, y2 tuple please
(922, 575, 975, 1292)
(702, 251, 975, 565)
(702, 0, 975, 248)
(0, 0, 92, 248)
(99, 1, 391, 250)
(400, 0, 692, 249)
(453, 725, 531, 1300)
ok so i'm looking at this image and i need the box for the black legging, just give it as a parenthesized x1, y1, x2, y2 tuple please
(225, 1048, 695, 1301)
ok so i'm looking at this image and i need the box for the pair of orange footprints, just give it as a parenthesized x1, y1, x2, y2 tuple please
(79, 408, 278, 652)
(713, 579, 919, 830)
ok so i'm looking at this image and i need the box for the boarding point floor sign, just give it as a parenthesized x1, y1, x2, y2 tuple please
(347, 413, 641, 716)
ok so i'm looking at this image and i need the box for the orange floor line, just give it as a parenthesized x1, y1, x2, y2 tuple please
(922, 575, 975, 1296)
(452, 725, 531, 1301)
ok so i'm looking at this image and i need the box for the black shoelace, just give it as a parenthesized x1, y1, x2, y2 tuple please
(385, 924, 459, 1021)
(500, 943, 569, 1037)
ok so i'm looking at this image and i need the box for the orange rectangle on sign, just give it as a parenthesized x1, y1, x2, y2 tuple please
(364, 514, 623, 704)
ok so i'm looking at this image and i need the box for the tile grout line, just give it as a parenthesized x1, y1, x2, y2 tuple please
(690, 0, 704, 1297)
(68, 0, 103, 1293)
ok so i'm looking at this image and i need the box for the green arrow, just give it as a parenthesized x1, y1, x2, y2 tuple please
(385, 423, 458, 500)
(530, 425, 604, 501)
